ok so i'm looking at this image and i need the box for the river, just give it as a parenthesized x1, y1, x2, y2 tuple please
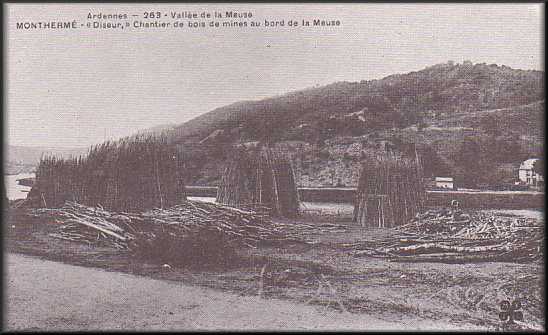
(4, 173, 35, 200)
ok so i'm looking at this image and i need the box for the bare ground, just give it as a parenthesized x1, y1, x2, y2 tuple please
(4, 208, 545, 331)
(7, 253, 478, 331)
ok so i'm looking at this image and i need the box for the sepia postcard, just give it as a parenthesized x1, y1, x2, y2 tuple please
(3, 2, 544, 331)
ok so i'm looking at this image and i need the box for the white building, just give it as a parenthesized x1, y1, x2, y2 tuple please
(435, 177, 454, 189)
(518, 158, 543, 186)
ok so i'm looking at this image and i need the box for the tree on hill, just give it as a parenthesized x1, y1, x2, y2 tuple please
(241, 114, 286, 146)
(481, 115, 501, 136)
(533, 159, 544, 176)
(496, 135, 523, 163)
(455, 137, 483, 187)
(315, 116, 337, 147)
(415, 144, 451, 178)
(479, 133, 524, 164)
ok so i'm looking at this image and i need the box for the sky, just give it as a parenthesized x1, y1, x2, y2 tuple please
(6, 3, 544, 148)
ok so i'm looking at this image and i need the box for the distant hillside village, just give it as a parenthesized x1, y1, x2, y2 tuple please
(431, 158, 543, 191)
(429, 160, 542, 192)
(289, 148, 544, 192)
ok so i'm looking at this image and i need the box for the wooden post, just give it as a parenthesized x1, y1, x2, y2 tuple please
(41, 193, 47, 208)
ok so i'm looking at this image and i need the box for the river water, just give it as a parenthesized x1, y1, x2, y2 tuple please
(4, 173, 34, 200)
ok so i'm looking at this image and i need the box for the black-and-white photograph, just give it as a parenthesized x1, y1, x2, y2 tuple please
(3, 3, 544, 331)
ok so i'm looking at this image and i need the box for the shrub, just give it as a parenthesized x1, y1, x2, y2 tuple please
(129, 228, 240, 269)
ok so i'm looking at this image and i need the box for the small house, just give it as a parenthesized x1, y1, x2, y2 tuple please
(435, 177, 454, 189)
(518, 158, 543, 187)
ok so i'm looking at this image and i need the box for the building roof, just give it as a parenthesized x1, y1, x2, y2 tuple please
(519, 158, 539, 170)
(435, 177, 453, 182)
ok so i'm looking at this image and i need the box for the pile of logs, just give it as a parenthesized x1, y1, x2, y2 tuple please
(29, 201, 301, 250)
(352, 208, 543, 263)
(400, 208, 541, 241)
(134, 201, 302, 249)
(29, 202, 141, 249)
(397, 208, 474, 236)
(28, 201, 350, 262)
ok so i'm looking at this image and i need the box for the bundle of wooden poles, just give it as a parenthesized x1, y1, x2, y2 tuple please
(33, 202, 136, 250)
(353, 154, 425, 228)
(29, 201, 300, 250)
(350, 208, 543, 263)
(216, 145, 300, 218)
(29, 134, 186, 212)
(28, 200, 350, 262)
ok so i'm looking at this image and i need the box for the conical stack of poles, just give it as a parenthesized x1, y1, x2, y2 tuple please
(216, 145, 300, 218)
(353, 153, 425, 228)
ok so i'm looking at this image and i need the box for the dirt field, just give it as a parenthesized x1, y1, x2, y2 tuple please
(5, 207, 545, 331)
(7, 253, 478, 331)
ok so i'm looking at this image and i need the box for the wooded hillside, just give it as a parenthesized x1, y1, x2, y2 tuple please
(158, 61, 543, 188)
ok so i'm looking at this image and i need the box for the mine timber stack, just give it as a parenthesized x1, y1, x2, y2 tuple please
(353, 154, 425, 228)
(216, 145, 300, 218)
(28, 134, 187, 212)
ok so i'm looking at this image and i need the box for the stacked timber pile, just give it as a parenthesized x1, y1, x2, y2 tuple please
(28, 200, 348, 264)
(29, 201, 289, 266)
(30, 201, 298, 248)
(34, 202, 136, 249)
(353, 154, 425, 227)
(351, 208, 543, 263)
(216, 146, 299, 218)
(399, 208, 473, 236)
(28, 134, 186, 212)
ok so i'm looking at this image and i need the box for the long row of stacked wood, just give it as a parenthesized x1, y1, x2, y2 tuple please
(29, 134, 186, 212)
(27, 200, 349, 265)
(350, 207, 543, 263)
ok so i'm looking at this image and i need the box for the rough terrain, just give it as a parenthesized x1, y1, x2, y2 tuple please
(7, 253, 477, 331)
(5, 206, 544, 331)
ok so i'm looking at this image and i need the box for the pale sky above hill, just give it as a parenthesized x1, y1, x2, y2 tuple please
(6, 3, 544, 147)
